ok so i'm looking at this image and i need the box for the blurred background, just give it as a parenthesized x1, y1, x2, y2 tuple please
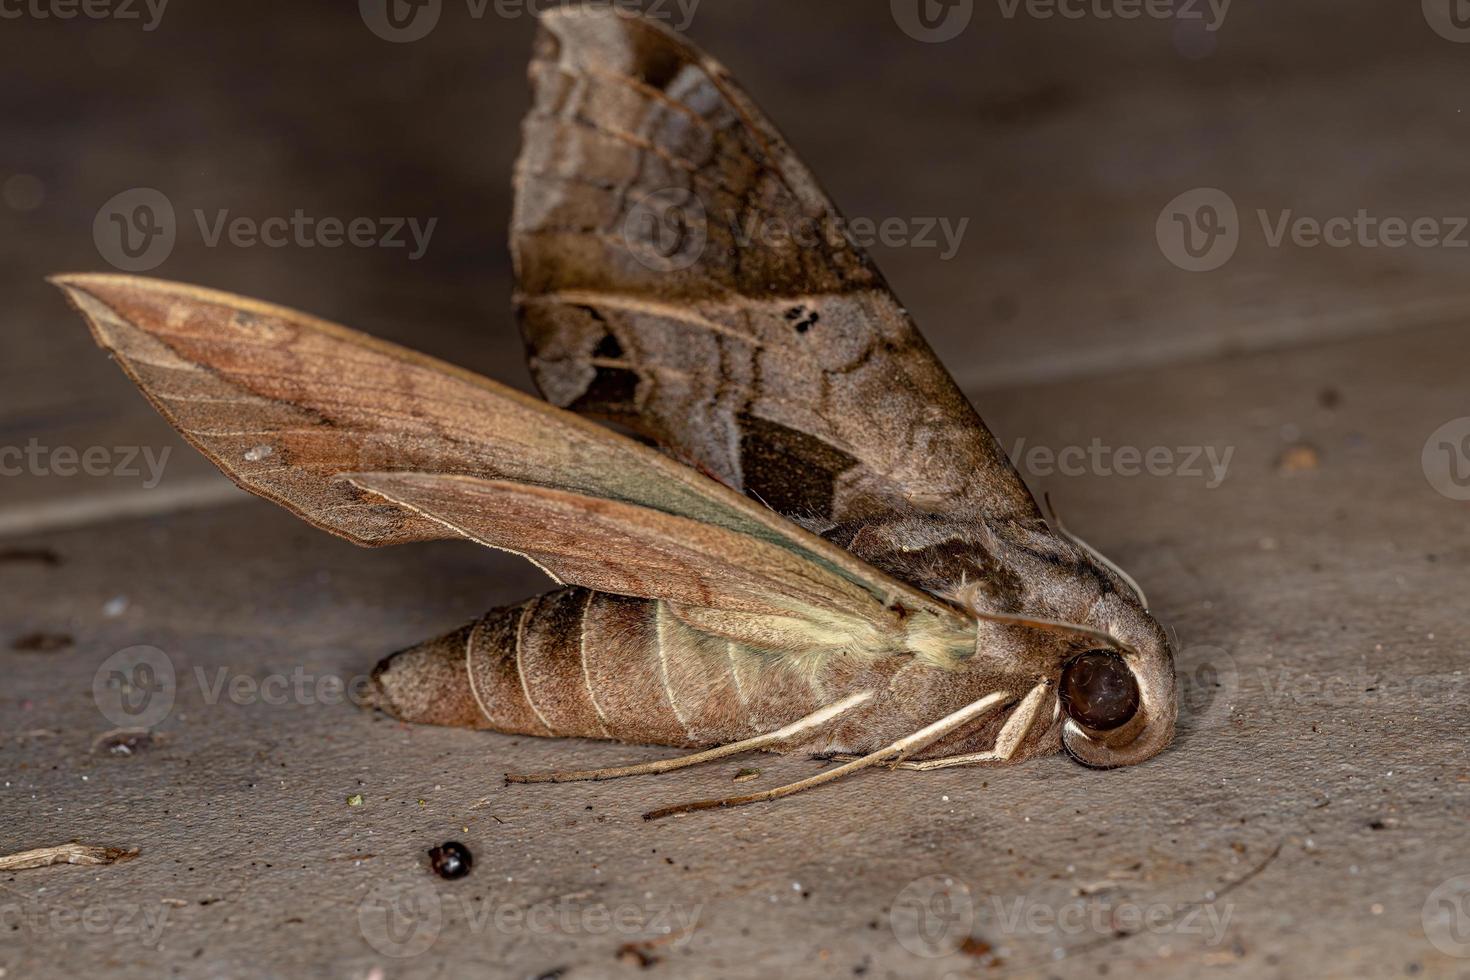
(5, 0, 1468, 528)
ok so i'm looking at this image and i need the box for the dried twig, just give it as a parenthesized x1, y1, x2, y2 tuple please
(0, 844, 139, 871)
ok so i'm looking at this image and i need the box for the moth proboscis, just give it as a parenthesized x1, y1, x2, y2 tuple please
(54, 6, 1176, 819)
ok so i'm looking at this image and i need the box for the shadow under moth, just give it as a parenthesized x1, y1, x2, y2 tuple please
(54, 6, 1176, 819)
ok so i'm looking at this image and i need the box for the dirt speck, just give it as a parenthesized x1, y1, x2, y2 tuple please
(92, 728, 158, 756)
(960, 936, 1002, 967)
(617, 942, 660, 969)
(1276, 444, 1320, 473)
(11, 631, 73, 652)
(0, 548, 62, 567)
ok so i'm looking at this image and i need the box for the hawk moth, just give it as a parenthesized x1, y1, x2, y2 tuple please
(53, 5, 1176, 818)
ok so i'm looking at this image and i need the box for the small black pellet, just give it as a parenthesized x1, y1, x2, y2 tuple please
(428, 841, 473, 880)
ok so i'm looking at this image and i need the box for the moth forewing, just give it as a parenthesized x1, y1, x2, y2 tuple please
(345, 471, 966, 659)
(52, 273, 969, 626)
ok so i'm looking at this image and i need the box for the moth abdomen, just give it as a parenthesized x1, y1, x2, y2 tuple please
(371, 588, 855, 750)
(370, 586, 1056, 764)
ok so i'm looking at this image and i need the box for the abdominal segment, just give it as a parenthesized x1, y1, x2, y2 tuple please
(371, 586, 1048, 759)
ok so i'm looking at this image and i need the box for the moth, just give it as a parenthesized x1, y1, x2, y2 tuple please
(54, 6, 1176, 819)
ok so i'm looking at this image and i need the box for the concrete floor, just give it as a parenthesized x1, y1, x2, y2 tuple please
(4, 2, 1470, 978)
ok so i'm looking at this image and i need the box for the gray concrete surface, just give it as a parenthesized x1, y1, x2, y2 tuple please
(4, 319, 1469, 978)
(4, 2, 1470, 978)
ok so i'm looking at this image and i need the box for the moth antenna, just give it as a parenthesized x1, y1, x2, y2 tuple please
(642, 691, 1011, 820)
(1043, 492, 1150, 610)
(974, 609, 1135, 654)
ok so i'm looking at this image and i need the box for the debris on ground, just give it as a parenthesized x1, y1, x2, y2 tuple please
(0, 843, 139, 871)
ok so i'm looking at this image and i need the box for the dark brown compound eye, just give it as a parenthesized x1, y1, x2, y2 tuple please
(1060, 651, 1140, 731)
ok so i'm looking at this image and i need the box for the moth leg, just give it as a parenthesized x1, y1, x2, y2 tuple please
(817, 680, 1054, 771)
(641, 690, 1012, 820)
(504, 690, 875, 784)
